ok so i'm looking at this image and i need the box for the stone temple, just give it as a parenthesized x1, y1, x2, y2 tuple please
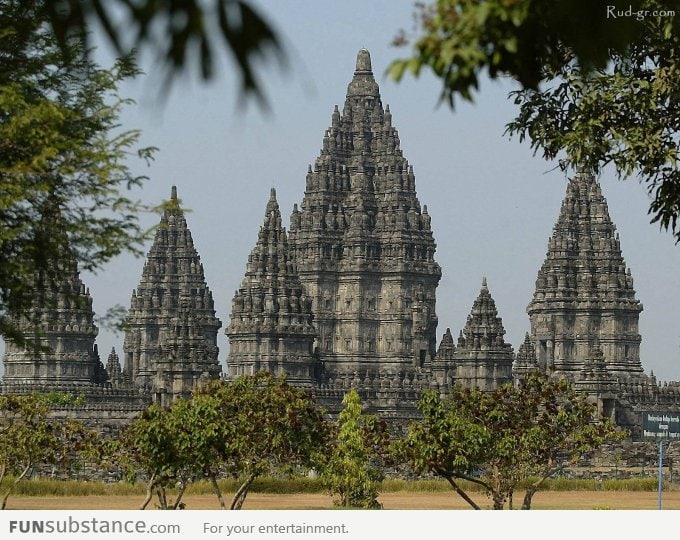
(2, 49, 679, 435)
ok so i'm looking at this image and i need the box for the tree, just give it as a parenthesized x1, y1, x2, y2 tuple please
(0, 0, 154, 342)
(0, 392, 95, 510)
(319, 389, 388, 509)
(195, 372, 328, 510)
(118, 403, 198, 510)
(118, 393, 230, 510)
(27, 0, 286, 104)
(395, 385, 492, 509)
(390, 0, 680, 242)
(119, 372, 328, 510)
(397, 373, 625, 510)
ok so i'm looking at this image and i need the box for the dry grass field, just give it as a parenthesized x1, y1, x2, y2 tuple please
(7, 491, 680, 510)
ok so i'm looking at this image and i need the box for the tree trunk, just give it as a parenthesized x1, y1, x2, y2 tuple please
(508, 489, 513, 510)
(521, 486, 537, 510)
(522, 476, 550, 510)
(172, 481, 187, 510)
(522, 468, 556, 510)
(490, 467, 504, 510)
(157, 487, 168, 509)
(210, 474, 226, 510)
(1, 465, 32, 510)
(230, 474, 256, 510)
(444, 476, 480, 510)
(140, 474, 157, 510)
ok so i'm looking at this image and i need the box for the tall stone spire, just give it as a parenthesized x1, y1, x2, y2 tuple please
(227, 189, 318, 385)
(528, 170, 643, 378)
(452, 278, 514, 391)
(2, 255, 101, 386)
(288, 49, 441, 378)
(124, 186, 222, 402)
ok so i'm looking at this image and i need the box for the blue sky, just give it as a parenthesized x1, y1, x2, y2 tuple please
(5, 0, 680, 381)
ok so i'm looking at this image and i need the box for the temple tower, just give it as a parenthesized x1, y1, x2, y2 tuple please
(2, 257, 102, 386)
(106, 347, 126, 386)
(123, 186, 222, 402)
(433, 328, 455, 386)
(512, 333, 538, 385)
(452, 278, 514, 391)
(288, 49, 441, 380)
(226, 189, 318, 386)
(528, 170, 643, 379)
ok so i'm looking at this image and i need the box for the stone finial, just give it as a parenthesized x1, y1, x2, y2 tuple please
(346, 48, 379, 99)
(482, 276, 487, 289)
(171, 185, 178, 200)
(355, 48, 372, 73)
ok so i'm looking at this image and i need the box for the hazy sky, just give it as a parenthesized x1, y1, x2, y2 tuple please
(4, 1, 680, 381)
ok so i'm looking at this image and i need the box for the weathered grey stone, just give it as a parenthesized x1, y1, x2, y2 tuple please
(123, 186, 222, 406)
(2, 257, 101, 385)
(286, 48, 441, 387)
(3, 50, 680, 437)
(452, 278, 514, 391)
(528, 169, 643, 377)
(226, 188, 319, 386)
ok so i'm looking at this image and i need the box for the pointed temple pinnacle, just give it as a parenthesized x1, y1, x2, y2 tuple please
(355, 48, 372, 73)
(270, 187, 277, 201)
(171, 185, 178, 200)
(346, 49, 379, 99)
(482, 276, 487, 288)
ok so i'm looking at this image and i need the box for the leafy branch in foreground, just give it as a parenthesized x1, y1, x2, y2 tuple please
(388, 0, 672, 106)
(506, 8, 680, 240)
(0, 0, 155, 342)
(39, 0, 287, 104)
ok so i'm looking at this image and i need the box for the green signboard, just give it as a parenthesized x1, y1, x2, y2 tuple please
(643, 411, 680, 439)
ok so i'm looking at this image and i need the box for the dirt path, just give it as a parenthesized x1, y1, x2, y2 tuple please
(7, 491, 680, 510)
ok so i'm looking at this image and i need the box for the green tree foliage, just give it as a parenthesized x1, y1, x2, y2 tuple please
(0, 0, 154, 341)
(506, 6, 680, 241)
(118, 404, 196, 510)
(195, 372, 328, 510)
(33, 0, 285, 103)
(389, 0, 673, 105)
(120, 372, 327, 510)
(397, 373, 625, 510)
(391, 0, 680, 241)
(320, 389, 388, 509)
(116, 386, 233, 510)
(0, 392, 93, 509)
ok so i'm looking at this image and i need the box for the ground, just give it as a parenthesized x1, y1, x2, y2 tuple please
(6, 491, 680, 510)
